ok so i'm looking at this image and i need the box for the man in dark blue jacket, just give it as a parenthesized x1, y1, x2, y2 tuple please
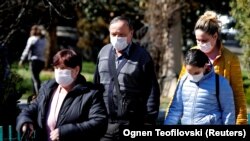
(94, 16, 160, 141)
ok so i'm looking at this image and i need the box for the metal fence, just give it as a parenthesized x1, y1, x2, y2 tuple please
(0, 125, 36, 141)
(249, 113, 250, 124)
(0, 125, 20, 141)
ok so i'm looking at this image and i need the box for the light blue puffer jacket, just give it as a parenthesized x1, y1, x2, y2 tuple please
(164, 67, 235, 125)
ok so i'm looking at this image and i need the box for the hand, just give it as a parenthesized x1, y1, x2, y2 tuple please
(21, 123, 34, 137)
(18, 60, 23, 67)
(50, 128, 59, 141)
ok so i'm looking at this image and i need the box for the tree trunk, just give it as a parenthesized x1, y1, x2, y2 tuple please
(161, 7, 182, 99)
(143, 0, 183, 108)
(45, 22, 58, 69)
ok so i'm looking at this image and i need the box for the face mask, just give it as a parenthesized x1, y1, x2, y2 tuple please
(188, 72, 204, 82)
(110, 36, 128, 51)
(199, 42, 212, 53)
(54, 69, 74, 87)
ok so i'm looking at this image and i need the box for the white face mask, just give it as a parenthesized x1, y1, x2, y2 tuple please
(188, 72, 204, 82)
(199, 42, 212, 53)
(54, 69, 74, 87)
(110, 36, 128, 51)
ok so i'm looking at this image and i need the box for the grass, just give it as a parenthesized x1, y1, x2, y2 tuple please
(12, 61, 96, 100)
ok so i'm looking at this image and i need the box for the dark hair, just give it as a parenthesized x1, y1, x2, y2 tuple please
(109, 16, 134, 31)
(185, 49, 209, 68)
(53, 49, 82, 73)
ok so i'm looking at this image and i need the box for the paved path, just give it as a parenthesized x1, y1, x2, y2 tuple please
(225, 45, 243, 55)
(18, 99, 27, 104)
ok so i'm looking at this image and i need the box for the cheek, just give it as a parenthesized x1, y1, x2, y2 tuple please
(71, 70, 78, 79)
(127, 33, 133, 42)
(210, 37, 217, 47)
(186, 66, 194, 75)
(127, 37, 131, 43)
(213, 40, 217, 47)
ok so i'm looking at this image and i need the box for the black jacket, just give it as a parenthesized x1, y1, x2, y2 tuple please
(16, 75, 108, 141)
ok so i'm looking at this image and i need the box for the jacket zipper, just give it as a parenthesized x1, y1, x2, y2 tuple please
(191, 82, 199, 124)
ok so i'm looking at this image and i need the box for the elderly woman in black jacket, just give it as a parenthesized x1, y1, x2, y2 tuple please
(16, 49, 108, 141)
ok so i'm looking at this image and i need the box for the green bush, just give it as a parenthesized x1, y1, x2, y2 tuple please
(0, 71, 23, 104)
(246, 87, 250, 106)
(82, 61, 96, 74)
(242, 71, 250, 106)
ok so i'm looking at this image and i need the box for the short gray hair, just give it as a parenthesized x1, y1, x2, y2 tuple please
(109, 16, 134, 30)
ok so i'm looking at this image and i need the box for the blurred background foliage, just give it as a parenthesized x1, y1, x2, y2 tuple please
(230, 0, 250, 73)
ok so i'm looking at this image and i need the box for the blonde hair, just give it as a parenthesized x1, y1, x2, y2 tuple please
(194, 11, 221, 35)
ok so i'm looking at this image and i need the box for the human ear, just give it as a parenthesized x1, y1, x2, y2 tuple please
(72, 66, 80, 78)
(213, 33, 218, 39)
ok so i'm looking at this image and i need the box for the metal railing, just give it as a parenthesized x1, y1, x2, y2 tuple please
(0, 125, 35, 141)
(0, 125, 20, 141)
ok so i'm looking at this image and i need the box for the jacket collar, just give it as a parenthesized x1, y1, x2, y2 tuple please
(200, 63, 215, 81)
(214, 43, 224, 61)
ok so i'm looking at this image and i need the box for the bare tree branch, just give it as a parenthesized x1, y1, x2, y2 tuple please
(2, 0, 30, 46)
(45, 0, 74, 20)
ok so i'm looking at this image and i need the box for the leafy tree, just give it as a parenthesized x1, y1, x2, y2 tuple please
(75, 0, 144, 62)
(230, 0, 250, 72)
(0, 1, 77, 123)
(0, 0, 78, 67)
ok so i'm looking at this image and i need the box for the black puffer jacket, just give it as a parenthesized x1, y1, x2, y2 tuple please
(16, 75, 108, 141)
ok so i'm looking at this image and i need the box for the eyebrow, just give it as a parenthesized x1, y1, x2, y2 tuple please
(196, 39, 209, 42)
(193, 72, 201, 75)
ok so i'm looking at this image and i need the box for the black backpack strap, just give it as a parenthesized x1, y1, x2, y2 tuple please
(108, 48, 117, 120)
(215, 73, 221, 111)
(108, 48, 128, 120)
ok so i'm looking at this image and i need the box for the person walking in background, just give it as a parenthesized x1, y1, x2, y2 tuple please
(177, 10, 247, 124)
(164, 49, 235, 125)
(94, 16, 160, 140)
(19, 25, 47, 98)
(16, 49, 108, 141)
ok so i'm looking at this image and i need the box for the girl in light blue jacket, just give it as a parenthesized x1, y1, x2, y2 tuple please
(164, 49, 235, 125)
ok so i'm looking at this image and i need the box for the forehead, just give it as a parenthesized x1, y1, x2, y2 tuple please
(54, 65, 74, 70)
(195, 29, 211, 39)
(186, 65, 202, 73)
(109, 20, 130, 33)
(54, 63, 67, 68)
